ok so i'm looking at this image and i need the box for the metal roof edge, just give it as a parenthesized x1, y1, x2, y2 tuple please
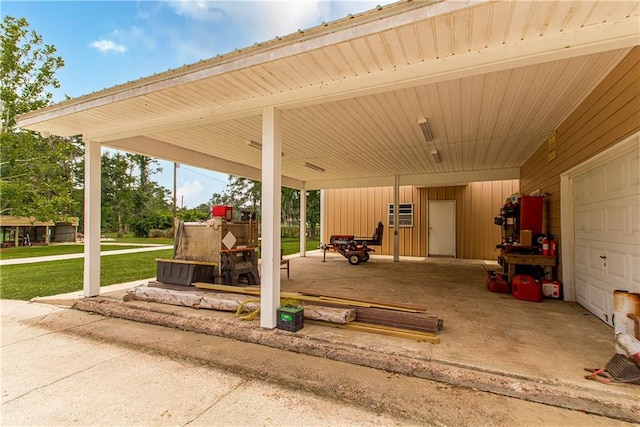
(17, 0, 439, 127)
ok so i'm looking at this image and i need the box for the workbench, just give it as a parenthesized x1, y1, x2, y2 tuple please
(498, 251, 557, 282)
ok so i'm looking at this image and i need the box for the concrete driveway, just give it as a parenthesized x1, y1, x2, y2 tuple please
(1, 298, 631, 426)
(3, 252, 638, 424)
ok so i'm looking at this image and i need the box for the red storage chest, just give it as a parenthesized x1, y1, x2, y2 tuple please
(519, 196, 543, 235)
(512, 275, 542, 302)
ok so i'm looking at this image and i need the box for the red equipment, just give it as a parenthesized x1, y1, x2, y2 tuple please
(482, 264, 510, 293)
(487, 275, 510, 293)
(323, 222, 384, 265)
(542, 280, 562, 299)
(542, 236, 550, 256)
(212, 205, 233, 220)
(550, 237, 557, 257)
(512, 275, 542, 302)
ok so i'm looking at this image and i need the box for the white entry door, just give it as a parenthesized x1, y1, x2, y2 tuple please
(428, 200, 456, 257)
(573, 147, 640, 326)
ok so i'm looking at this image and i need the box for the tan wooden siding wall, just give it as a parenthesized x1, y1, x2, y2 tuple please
(425, 181, 520, 260)
(323, 180, 518, 259)
(323, 186, 427, 256)
(519, 47, 640, 276)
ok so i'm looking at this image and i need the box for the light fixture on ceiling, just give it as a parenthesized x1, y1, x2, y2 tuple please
(431, 148, 441, 164)
(304, 162, 325, 173)
(417, 117, 434, 142)
(249, 140, 285, 156)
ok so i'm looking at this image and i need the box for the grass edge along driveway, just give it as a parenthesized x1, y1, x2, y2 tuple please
(0, 249, 173, 301)
(0, 239, 320, 301)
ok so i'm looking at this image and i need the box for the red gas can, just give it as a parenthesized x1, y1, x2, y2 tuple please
(512, 275, 542, 302)
(486, 274, 510, 293)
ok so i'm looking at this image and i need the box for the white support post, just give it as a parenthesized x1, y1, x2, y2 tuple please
(84, 138, 101, 297)
(299, 187, 307, 257)
(260, 106, 282, 329)
(393, 176, 400, 262)
(320, 189, 325, 245)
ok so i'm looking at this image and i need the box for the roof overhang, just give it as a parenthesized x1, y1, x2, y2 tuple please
(17, 0, 640, 190)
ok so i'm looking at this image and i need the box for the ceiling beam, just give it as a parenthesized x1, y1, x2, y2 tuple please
(304, 168, 520, 190)
(103, 136, 304, 189)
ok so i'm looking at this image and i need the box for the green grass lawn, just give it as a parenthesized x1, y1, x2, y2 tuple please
(0, 244, 155, 260)
(0, 249, 173, 300)
(281, 238, 320, 255)
(0, 238, 319, 301)
(102, 236, 174, 244)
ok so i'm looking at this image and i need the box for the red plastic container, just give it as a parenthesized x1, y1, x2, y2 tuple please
(211, 205, 233, 220)
(486, 274, 510, 293)
(541, 280, 562, 299)
(511, 275, 542, 302)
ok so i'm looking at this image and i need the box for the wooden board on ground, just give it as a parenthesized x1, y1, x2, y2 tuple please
(193, 282, 424, 312)
(185, 281, 441, 338)
(297, 289, 428, 312)
(305, 320, 440, 343)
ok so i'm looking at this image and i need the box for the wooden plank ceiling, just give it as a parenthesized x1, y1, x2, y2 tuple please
(17, 0, 640, 190)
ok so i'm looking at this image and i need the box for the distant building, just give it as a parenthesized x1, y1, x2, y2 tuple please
(0, 216, 78, 247)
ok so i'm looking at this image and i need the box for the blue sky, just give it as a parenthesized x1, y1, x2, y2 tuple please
(3, 0, 386, 207)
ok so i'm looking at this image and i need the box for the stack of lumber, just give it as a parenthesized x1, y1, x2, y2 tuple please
(130, 284, 355, 324)
(188, 282, 442, 343)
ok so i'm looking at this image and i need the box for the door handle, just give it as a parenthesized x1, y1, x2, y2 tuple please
(599, 255, 607, 259)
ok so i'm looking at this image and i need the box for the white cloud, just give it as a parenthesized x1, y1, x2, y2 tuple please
(177, 180, 206, 208)
(90, 39, 128, 54)
(168, 0, 226, 21)
(164, 1, 385, 57)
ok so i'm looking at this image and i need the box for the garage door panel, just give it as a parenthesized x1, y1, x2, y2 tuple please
(576, 272, 615, 325)
(605, 242, 639, 292)
(632, 252, 640, 285)
(573, 143, 639, 324)
(574, 148, 639, 206)
(575, 244, 587, 274)
(577, 239, 640, 291)
(574, 195, 639, 244)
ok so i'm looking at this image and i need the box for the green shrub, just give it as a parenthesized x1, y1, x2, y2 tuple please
(148, 229, 174, 238)
(131, 210, 173, 237)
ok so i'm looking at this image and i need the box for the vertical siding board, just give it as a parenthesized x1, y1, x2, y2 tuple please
(325, 180, 518, 259)
(520, 48, 640, 279)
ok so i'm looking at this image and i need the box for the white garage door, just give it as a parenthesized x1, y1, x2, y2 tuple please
(573, 147, 640, 326)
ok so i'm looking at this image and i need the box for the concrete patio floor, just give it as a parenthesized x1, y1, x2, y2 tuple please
(36, 252, 640, 422)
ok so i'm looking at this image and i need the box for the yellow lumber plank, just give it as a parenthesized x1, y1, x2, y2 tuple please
(192, 283, 423, 313)
(305, 320, 440, 343)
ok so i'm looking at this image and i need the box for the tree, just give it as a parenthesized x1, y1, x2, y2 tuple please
(0, 16, 80, 222)
(306, 190, 320, 239)
(208, 175, 320, 240)
(1, 16, 64, 132)
(101, 152, 135, 237)
(99, 151, 172, 237)
(281, 187, 299, 236)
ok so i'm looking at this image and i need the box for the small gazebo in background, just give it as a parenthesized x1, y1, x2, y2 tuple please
(0, 216, 78, 247)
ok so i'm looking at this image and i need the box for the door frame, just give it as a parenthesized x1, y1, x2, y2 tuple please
(560, 131, 640, 302)
(427, 200, 456, 257)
